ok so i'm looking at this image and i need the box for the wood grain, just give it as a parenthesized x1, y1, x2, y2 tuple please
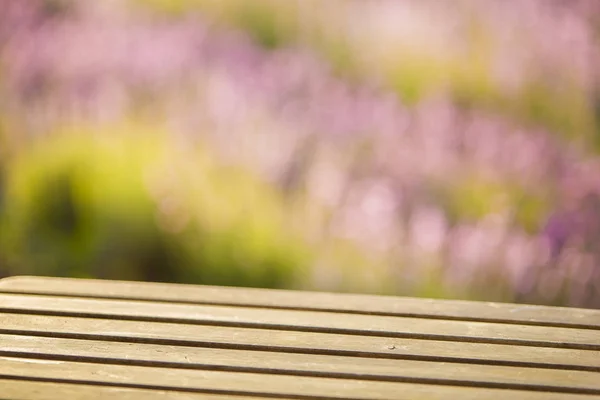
(0, 293, 597, 350)
(1, 276, 599, 399)
(1, 313, 598, 371)
(0, 379, 239, 400)
(1, 334, 599, 394)
(1, 357, 597, 400)
(1, 276, 598, 329)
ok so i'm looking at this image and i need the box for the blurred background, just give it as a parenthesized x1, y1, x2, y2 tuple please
(1, 0, 600, 307)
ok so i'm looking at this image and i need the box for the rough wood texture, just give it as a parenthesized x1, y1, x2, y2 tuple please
(0, 379, 237, 400)
(2, 276, 598, 329)
(1, 276, 599, 399)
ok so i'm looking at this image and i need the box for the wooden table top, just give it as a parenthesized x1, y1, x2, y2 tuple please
(0, 276, 599, 400)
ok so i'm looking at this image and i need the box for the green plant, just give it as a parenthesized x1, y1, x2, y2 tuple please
(0, 123, 311, 288)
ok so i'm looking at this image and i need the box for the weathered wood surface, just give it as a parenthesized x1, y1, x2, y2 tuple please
(0, 276, 599, 399)
(2, 276, 598, 328)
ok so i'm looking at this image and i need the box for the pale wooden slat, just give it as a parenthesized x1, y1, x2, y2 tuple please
(1, 357, 598, 400)
(0, 293, 597, 350)
(1, 314, 598, 371)
(2, 277, 599, 399)
(2, 276, 598, 329)
(2, 334, 599, 393)
(0, 379, 242, 400)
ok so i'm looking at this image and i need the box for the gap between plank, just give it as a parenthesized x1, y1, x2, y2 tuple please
(0, 289, 597, 331)
(1, 328, 597, 373)
(0, 374, 345, 400)
(0, 350, 599, 395)
(0, 308, 597, 351)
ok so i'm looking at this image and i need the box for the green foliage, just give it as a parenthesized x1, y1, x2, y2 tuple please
(515, 82, 595, 145)
(0, 124, 311, 287)
(441, 177, 506, 222)
(140, 0, 297, 49)
(231, 2, 293, 49)
(441, 175, 549, 232)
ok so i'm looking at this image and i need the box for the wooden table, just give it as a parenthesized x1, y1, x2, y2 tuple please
(0, 276, 599, 399)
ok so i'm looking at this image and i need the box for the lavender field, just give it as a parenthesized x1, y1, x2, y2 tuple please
(1, 0, 600, 307)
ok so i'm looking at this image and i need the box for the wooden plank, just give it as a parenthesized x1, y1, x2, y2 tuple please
(0, 293, 598, 350)
(0, 379, 241, 400)
(2, 277, 599, 399)
(1, 357, 597, 400)
(1, 334, 599, 394)
(1, 313, 598, 372)
(2, 276, 598, 329)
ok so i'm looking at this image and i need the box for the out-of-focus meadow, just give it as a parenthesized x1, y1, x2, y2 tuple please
(1, 0, 600, 307)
